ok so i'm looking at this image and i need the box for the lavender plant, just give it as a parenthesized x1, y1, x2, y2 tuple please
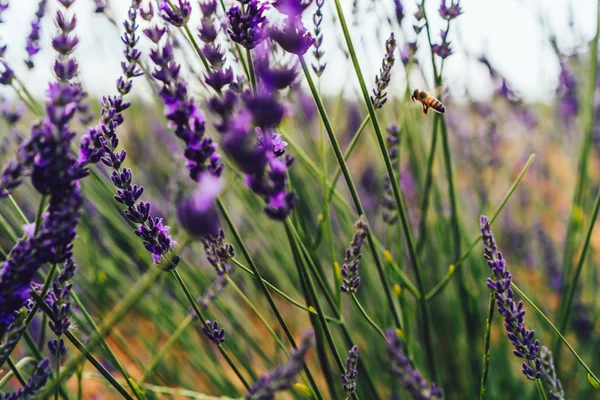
(1, 0, 600, 399)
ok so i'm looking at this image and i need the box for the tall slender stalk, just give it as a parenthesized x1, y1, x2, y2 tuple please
(330, 0, 436, 379)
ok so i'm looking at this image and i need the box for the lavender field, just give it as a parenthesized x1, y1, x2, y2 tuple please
(0, 0, 599, 399)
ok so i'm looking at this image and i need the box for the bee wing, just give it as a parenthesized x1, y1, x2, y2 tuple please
(421, 103, 429, 116)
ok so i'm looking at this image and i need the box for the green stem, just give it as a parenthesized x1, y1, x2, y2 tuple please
(561, 0, 600, 301)
(479, 293, 495, 400)
(511, 283, 600, 386)
(171, 268, 250, 390)
(39, 264, 164, 396)
(299, 56, 402, 330)
(554, 180, 600, 362)
(331, 0, 436, 379)
(34, 195, 47, 234)
(7, 194, 28, 224)
(426, 154, 536, 301)
(416, 114, 440, 254)
(29, 291, 134, 399)
(350, 295, 386, 340)
(283, 220, 358, 400)
(6, 357, 27, 387)
(230, 258, 340, 322)
(246, 49, 257, 93)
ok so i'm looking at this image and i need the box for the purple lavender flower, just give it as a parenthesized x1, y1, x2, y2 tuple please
(118, 4, 143, 96)
(382, 124, 400, 225)
(159, 0, 191, 27)
(196, 274, 228, 309)
(393, 0, 404, 25)
(311, 0, 325, 76)
(139, 1, 154, 21)
(480, 215, 544, 381)
(340, 216, 368, 294)
(400, 41, 418, 66)
(1, 100, 24, 125)
(198, 0, 234, 93)
(413, 1, 425, 33)
(272, 0, 312, 18)
(176, 175, 223, 240)
(147, 28, 224, 180)
(202, 319, 225, 344)
(0, 308, 27, 365)
(540, 347, 565, 400)
(227, 0, 268, 50)
(0, 359, 51, 399)
(439, 0, 462, 20)
(0, 60, 14, 85)
(201, 229, 235, 276)
(342, 345, 359, 394)
(385, 329, 443, 399)
(24, 0, 48, 69)
(371, 33, 396, 109)
(246, 330, 314, 399)
(557, 57, 578, 123)
(432, 30, 452, 59)
(269, 17, 314, 56)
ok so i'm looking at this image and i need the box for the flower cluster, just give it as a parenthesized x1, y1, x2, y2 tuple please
(0, 359, 51, 400)
(432, 30, 452, 59)
(227, 0, 268, 50)
(400, 41, 418, 66)
(340, 216, 368, 294)
(246, 330, 314, 399)
(413, 1, 425, 34)
(0, 0, 85, 337)
(24, 0, 48, 69)
(159, 0, 191, 27)
(371, 33, 396, 109)
(46, 259, 77, 362)
(540, 346, 565, 400)
(382, 124, 400, 225)
(556, 57, 578, 123)
(480, 215, 544, 381)
(196, 274, 228, 309)
(269, 10, 314, 56)
(439, 0, 462, 20)
(146, 23, 224, 180)
(218, 46, 298, 220)
(342, 345, 359, 394)
(202, 319, 225, 344)
(118, 4, 143, 96)
(198, 0, 234, 93)
(394, 0, 404, 26)
(312, 0, 325, 76)
(385, 329, 443, 399)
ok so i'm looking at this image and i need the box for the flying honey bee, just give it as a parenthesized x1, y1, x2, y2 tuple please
(410, 89, 446, 116)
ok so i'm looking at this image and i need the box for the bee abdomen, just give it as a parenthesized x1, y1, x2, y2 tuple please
(426, 98, 445, 113)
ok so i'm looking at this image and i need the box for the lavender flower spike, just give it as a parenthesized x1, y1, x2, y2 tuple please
(202, 320, 225, 344)
(385, 329, 443, 399)
(246, 330, 314, 400)
(227, 0, 268, 50)
(342, 345, 359, 394)
(24, 0, 48, 69)
(371, 33, 396, 109)
(540, 347, 565, 400)
(311, 0, 325, 76)
(480, 216, 544, 381)
(0, 359, 51, 399)
(340, 216, 368, 294)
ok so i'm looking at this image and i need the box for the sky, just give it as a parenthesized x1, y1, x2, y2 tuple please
(0, 0, 597, 104)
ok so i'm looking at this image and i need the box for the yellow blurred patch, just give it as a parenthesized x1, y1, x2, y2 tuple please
(588, 373, 600, 389)
(334, 262, 341, 280)
(294, 383, 313, 397)
(384, 250, 393, 263)
(308, 306, 317, 314)
(572, 206, 584, 225)
(393, 284, 402, 296)
(97, 270, 107, 284)
(448, 264, 455, 274)
(317, 214, 324, 222)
